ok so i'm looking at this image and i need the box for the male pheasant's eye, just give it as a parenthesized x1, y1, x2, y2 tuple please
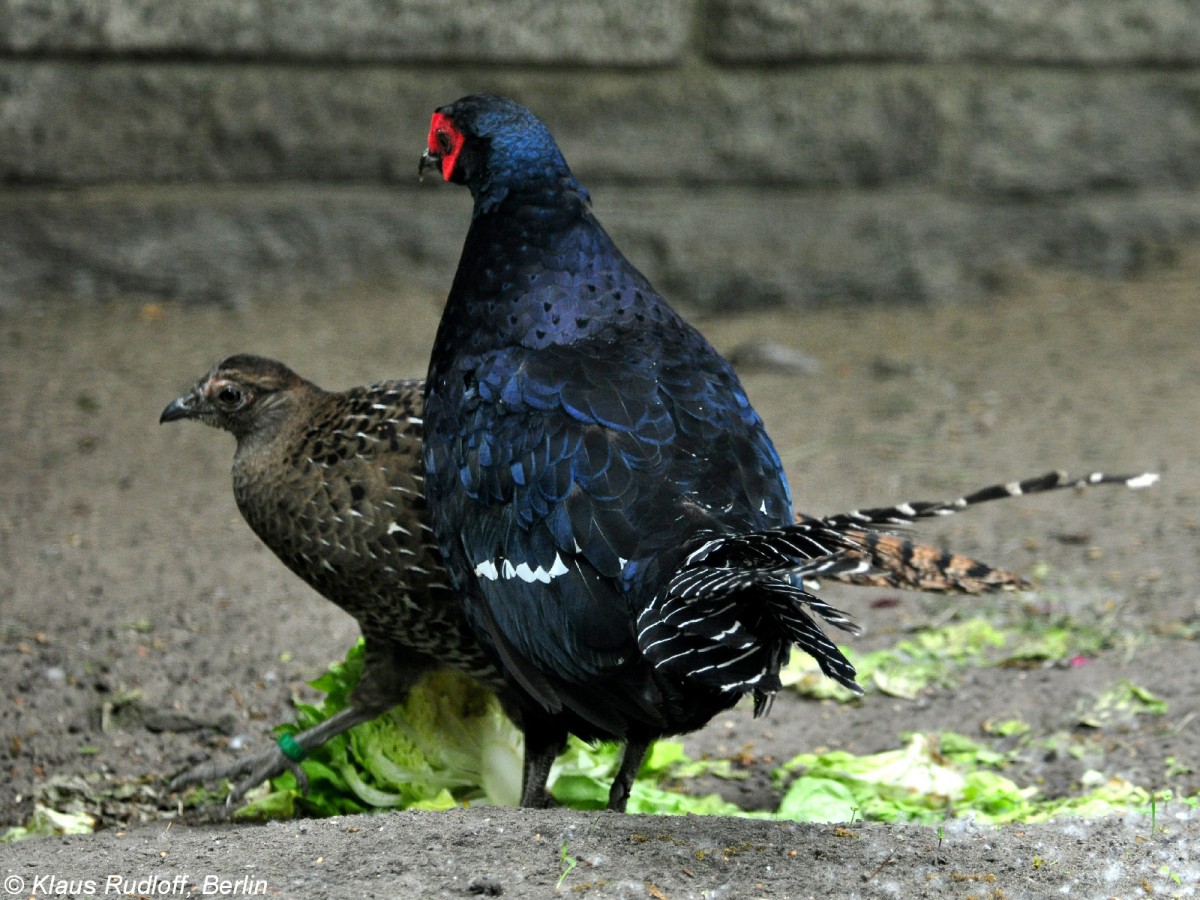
(436, 129, 453, 154)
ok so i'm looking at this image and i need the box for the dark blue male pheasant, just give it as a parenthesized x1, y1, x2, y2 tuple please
(419, 94, 869, 811)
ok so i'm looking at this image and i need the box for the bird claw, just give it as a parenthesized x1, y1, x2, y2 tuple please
(169, 745, 300, 810)
(288, 758, 310, 796)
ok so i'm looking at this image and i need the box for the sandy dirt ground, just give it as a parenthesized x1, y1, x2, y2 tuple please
(1, 249, 1199, 898)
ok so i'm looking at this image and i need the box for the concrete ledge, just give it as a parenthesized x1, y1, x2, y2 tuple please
(4, 185, 1196, 309)
(0, 64, 941, 188)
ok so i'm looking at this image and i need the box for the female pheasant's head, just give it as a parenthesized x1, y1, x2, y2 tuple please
(159, 355, 308, 443)
(419, 94, 578, 211)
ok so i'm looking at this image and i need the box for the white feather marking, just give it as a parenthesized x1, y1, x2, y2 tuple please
(514, 562, 541, 583)
(666, 602, 736, 626)
(637, 620, 661, 642)
(639, 635, 673, 653)
(720, 672, 764, 691)
(387, 522, 411, 536)
(688, 645, 758, 675)
(1126, 472, 1159, 489)
(513, 554, 571, 583)
(652, 648, 693, 668)
(474, 553, 572, 584)
(684, 538, 722, 565)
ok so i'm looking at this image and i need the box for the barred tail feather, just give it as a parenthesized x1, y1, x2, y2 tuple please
(759, 582, 861, 694)
(817, 470, 1158, 532)
(637, 523, 866, 698)
(814, 528, 1030, 594)
(805, 469, 1158, 595)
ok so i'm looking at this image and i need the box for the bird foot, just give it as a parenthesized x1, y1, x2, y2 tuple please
(167, 743, 308, 810)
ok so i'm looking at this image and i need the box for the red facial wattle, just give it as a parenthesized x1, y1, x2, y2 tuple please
(428, 112, 466, 181)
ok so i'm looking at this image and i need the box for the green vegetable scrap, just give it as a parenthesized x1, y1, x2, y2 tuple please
(775, 733, 1031, 824)
(1, 805, 94, 843)
(982, 718, 1031, 738)
(781, 619, 1005, 700)
(1078, 680, 1168, 728)
(1001, 621, 1110, 665)
(239, 643, 522, 819)
(782, 615, 1127, 702)
(240, 641, 740, 820)
(549, 737, 744, 815)
(774, 732, 1163, 825)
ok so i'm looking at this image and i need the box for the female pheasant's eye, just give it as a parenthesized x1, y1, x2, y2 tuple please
(216, 386, 244, 407)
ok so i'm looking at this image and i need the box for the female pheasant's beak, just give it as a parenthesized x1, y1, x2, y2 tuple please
(159, 390, 201, 423)
(418, 149, 441, 182)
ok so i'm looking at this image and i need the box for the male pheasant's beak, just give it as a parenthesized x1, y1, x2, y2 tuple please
(418, 149, 441, 182)
(159, 390, 201, 424)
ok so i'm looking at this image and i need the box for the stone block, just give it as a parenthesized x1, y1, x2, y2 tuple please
(10, 63, 1200, 198)
(0, 0, 689, 65)
(706, 0, 1200, 65)
(0, 64, 943, 188)
(956, 72, 1200, 195)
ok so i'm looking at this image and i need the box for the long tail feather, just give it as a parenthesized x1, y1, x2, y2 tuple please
(809, 469, 1158, 594)
(818, 470, 1158, 531)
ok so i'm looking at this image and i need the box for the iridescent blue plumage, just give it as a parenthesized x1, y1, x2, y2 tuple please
(421, 94, 860, 810)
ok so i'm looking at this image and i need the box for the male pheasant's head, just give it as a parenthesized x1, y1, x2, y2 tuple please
(419, 94, 578, 211)
(160, 355, 310, 444)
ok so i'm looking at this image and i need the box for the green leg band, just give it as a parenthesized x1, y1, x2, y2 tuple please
(278, 733, 307, 762)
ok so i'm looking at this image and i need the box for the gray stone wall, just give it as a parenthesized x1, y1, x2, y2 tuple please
(3, 0, 1200, 309)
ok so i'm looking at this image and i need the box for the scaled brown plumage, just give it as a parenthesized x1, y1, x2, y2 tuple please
(161, 355, 505, 803)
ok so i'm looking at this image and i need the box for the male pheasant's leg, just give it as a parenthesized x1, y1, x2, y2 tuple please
(520, 720, 568, 808)
(607, 736, 650, 812)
